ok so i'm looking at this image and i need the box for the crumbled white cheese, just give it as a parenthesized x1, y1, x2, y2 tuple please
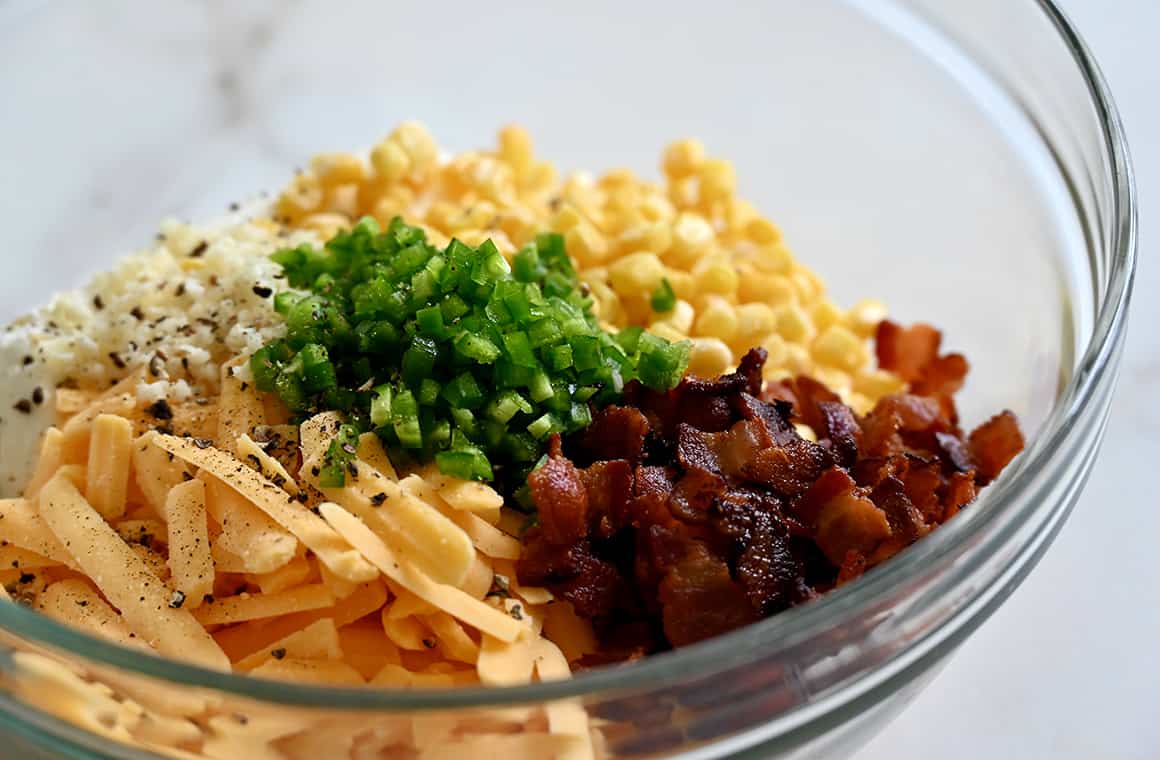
(6, 219, 315, 394)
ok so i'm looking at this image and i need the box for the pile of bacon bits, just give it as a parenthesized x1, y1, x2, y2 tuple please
(517, 322, 1024, 661)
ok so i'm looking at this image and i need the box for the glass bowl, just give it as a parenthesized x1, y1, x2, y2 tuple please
(0, 0, 1134, 758)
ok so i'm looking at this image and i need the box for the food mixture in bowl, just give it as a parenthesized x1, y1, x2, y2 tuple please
(0, 123, 1024, 754)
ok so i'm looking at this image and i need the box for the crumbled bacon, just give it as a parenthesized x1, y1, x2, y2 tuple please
(875, 321, 942, 383)
(517, 338, 1024, 658)
(967, 410, 1025, 484)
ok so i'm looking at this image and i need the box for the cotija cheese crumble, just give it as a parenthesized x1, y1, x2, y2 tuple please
(6, 218, 317, 400)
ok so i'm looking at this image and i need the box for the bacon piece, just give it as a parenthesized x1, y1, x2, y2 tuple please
(912, 353, 969, 397)
(733, 393, 799, 447)
(818, 401, 861, 467)
(935, 431, 973, 472)
(716, 491, 802, 615)
(576, 405, 650, 464)
(941, 471, 978, 521)
(899, 457, 945, 524)
(875, 321, 942, 383)
(968, 410, 1024, 484)
(668, 467, 726, 524)
(658, 543, 758, 647)
(529, 436, 589, 545)
(813, 483, 892, 566)
(517, 536, 626, 620)
(869, 475, 928, 544)
(579, 459, 634, 538)
(835, 550, 867, 586)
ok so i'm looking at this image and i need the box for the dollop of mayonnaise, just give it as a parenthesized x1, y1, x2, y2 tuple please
(0, 332, 55, 497)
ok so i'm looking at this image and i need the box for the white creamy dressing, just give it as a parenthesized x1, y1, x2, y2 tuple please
(0, 332, 55, 496)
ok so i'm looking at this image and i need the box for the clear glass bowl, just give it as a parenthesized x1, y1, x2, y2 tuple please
(0, 0, 1135, 758)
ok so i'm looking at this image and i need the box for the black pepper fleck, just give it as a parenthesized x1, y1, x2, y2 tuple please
(146, 399, 173, 420)
(252, 285, 273, 298)
(12, 399, 31, 414)
(189, 240, 209, 258)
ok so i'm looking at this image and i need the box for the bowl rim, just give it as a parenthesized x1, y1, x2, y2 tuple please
(0, 0, 1137, 717)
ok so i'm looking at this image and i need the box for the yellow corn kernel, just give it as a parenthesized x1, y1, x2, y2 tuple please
(746, 217, 782, 245)
(608, 251, 666, 294)
(310, 153, 369, 187)
(370, 139, 411, 183)
(497, 124, 534, 176)
(667, 212, 714, 268)
(299, 213, 351, 239)
(812, 325, 869, 372)
(735, 302, 777, 341)
(774, 305, 815, 344)
(648, 323, 687, 344)
(667, 270, 695, 300)
(752, 243, 795, 274)
(587, 280, 625, 326)
(758, 332, 789, 368)
(424, 200, 460, 232)
(496, 206, 537, 246)
(550, 204, 584, 233)
(737, 271, 795, 307)
(620, 294, 654, 326)
(323, 183, 361, 219)
(695, 260, 740, 298)
(811, 301, 844, 333)
(522, 160, 557, 193)
(277, 174, 324, 221)
(783, 343, 812, 374)
(848, 298, 889, 338)
(662, 139, 705, 179)
(693, 298, 739, 343)
(371, 195, 409, 225)
(810, 366, 853, 395)
(790, 268, 825, 301)
(658, 299, 695, 333)
(854, 369, 907, 400)
(423, 227, 451, 250)
(668, 176, 699, 208)
(725, 198, 757, 233)
(565, 223, 610, 266)
(844, 391, 874, 416)
(698, 158, 736, 205)
(470, 157, 516, 204)
(639, 193, 676, 223)
(391, 121, 439, 174)
(449, 201, 497, 232)
(795, 423, 818, 442)
(617, 221, 672, 257)
(687, 337, 733, 378)
(600, 168, 638, 188)
(603, 207, 645, 237)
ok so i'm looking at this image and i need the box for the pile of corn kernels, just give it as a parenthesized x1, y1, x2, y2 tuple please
(275, 123, 905, 413)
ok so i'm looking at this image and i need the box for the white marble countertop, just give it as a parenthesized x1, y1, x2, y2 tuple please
(860, 2, 1158, 758)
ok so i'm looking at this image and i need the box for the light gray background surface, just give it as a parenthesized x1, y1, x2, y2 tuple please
(860, 2, 1157, 758)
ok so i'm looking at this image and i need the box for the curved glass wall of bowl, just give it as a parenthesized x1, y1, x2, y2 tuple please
(0, 0, 1134, 759)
